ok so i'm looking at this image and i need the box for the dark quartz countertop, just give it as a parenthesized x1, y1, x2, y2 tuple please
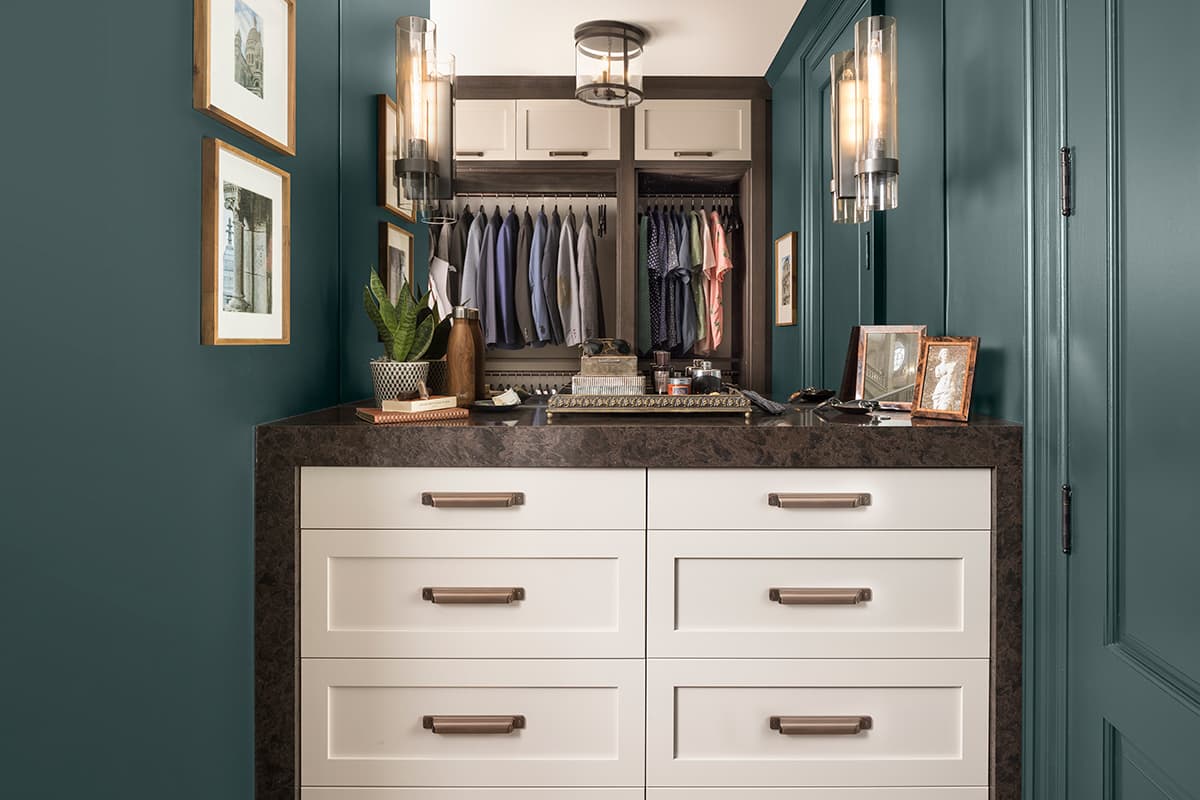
(256, 400, 1021, 470)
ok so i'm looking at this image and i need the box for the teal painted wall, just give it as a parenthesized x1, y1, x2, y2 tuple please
(768, 0, 1026, 421)
(0, 0, 422, 796)
(340, 0, 431, 402)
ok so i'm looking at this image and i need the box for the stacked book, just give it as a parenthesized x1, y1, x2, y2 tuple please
(356, 395, 468, 425)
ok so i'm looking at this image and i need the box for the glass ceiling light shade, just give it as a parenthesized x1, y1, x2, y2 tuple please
(574, 20, 647, 108)
(830, 49, 870, 224)
(854, 15, 899, 211)
(396, 16, 453, 218)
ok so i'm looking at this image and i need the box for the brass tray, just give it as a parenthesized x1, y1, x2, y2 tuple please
(546, 392, 752, 420)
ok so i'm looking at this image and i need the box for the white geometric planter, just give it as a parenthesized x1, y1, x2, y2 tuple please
(369, 358, 431, 407)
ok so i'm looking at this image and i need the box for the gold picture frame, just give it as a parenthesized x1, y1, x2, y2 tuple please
(379, 222, 415, 304)
(202, 138, 291, 345)
(853, 324, 927, 410)
(774, 231, 797, 327)
(193, 0, 296, 156)
(911, 336, 980, 422)
(377, 94, 416, 221)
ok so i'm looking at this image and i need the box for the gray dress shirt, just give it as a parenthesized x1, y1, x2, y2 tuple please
(460, 211, 487, 310)
(529, 210, 551, 345)
(577, 209, 603, 341)
(541, 209, 564, 345)
(557, 210, 580, 345)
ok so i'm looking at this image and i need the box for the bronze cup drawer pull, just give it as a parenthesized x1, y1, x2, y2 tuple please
(770, 715, 873, 735)
(421, 491, 526, 508)
(770, 587, 873, 605)
(549, 150, 589, 157)
(422, 586, 526, 604)
(423, 715, 526, 734)
(674, 150, 713, 157)
(767, 492, 872, 509)
(455, 150, 485, 157)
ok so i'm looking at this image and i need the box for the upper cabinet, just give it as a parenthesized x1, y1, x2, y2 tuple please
(634, 99, 753, 161)
(454, 99, 516, 161)
(516, 100, 621, 160)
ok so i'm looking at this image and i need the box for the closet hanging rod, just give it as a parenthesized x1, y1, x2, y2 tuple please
(637, 193, 737, 198)
(452, 191, 617, 198)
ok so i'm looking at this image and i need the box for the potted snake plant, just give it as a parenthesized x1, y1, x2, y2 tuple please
(363, 269, 451, 406)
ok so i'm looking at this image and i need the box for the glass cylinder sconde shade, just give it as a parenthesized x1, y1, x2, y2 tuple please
(421, 56, 457, 224)
(830, 49, 870, 224)
(854, 15, 899, 211)
(395, 16, 445, 213)
(574, 20, 647, 107)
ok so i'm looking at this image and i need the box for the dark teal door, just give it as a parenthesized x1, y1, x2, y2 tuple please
(1065, 0, 1200, 796)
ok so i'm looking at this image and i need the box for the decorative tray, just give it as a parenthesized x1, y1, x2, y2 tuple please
(546, 392, 752, 420)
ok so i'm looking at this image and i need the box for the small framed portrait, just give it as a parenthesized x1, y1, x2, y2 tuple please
(774, 232, 797, 327)
(193, 0, 296, 155)
(912, 336, 980, 421)
(377, 95, 416, 221)
(202, 138, 290, 344)
(379, 222, 415, 305)
(853, 324, 927, 410)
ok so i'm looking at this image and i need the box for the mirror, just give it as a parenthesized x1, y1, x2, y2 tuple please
(852, 325, 926, 409)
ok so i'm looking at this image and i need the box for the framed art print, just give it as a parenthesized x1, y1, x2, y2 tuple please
(853, 324, 927, 410)
(379, 222, 415, 305)
(202, 138, 290, 344)
(194, 0, 296, 155)
(378, 94, 416, 221)
(774, 232, 797, 327)
(912, 336, 980, 422)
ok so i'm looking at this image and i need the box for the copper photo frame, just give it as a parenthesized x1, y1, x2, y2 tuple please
(911, 336, 980, 422)
(851, 324, 927, 410)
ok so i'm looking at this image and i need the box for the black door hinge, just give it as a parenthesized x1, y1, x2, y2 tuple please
(1061, 483, 1073, 554)
(1060, 147, 1073, 216)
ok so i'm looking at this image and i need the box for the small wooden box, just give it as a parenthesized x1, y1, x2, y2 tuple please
(579, 354, 639, 377)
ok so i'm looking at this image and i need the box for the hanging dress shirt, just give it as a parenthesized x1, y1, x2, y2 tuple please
(557, 209, 580, 345)
(708, 210, 734, 350)
(689, 211, 708, 345)
(495, 208, 522, 349)
(461, 211, 487, 311)
(674, 210, 696, 352)
(577, 208, 603, 341)
(436, 221, 451, 263)
(694, 211, 717, 355)
(663, 210, 680, 349)
(481, 208, 502, 346)
(448, 206, 473, 305)
(514, 209, 535, 345)
(636, 214, 651, 354)
(648, 209, 667, 348)
(541, 209, 564, 345)
(529, 209, 551, 345)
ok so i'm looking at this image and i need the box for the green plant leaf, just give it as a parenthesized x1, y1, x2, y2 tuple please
(408, 313, 435, 361)
(369, 269, 400, 336)
(363, 286, 394, 354)
(425, 315, 452, 360)
(392, 284, 418, 361)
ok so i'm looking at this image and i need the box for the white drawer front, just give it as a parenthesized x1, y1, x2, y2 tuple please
(455, 100, 517, 160)
(301, 659, 645, 788)
(301, 529, 645, 658)
(304, 791, 644, 799)
(635, 99, 752, 160)
(646, 659, 989, 788)
(647, 469, 990, 530)
(648, 790, 987, 799)
(648, 530, 990, 658)
(301, 468, 646, 530)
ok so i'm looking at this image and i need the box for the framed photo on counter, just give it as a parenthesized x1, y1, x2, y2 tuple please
(853, 324, 927, 410)
(774, 232, 797, 327)
(193, 0, 296, 155)
(912, 336, 980, 422)
(201, 138, 290, 345)
(377, 94, 416, 221)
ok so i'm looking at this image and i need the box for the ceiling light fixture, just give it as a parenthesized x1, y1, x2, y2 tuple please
(574, 20, 648, 108)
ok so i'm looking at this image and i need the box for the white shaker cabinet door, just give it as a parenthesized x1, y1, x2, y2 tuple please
(454, 100, 517, 160)
(634, 100, 752, 161)
(304, 791, 645, 799)
(301, 529, 645, 658)
(516, 100, 620, 160)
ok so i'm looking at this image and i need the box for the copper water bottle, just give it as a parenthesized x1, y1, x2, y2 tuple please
(446, 307, 484, 407)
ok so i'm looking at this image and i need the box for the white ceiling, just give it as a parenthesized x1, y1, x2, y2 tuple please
(429, 0, 806, 77)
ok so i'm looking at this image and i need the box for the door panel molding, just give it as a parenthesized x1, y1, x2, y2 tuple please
(1111, 639, 1200, 714)
(1105, 721, 1195, 800)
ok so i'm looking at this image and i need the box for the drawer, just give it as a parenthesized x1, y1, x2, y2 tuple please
(516, 100, 620, 160)
(648, 791, 987, 799)
(647, 469, 990, 530)
(301, 468, 645, 530)
(301, 659, 645, 787)
(304, 791, 644, 799)
(646, 659, 989, 788)
(454, 100, 516, 160)
(634, 99, 752, 160)
(647, 530, 990, 658)
(301, 529, 645, 658)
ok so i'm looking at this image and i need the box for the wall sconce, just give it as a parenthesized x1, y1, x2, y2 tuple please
(854, 15, 899, 211)
(830, 49, 870, 224)
(395, 16, 454, 221)
(574, 20, 648, 107)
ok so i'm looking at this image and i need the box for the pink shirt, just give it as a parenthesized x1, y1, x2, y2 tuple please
(707, 211, 734, 350)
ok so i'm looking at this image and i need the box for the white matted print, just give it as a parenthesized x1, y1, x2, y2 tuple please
(202, 138, 290, 344)
(194, 0, 295, 155)
(379, 222, 415, 305)
(774, 231, 797, 327)
(378, 95, 416, 221)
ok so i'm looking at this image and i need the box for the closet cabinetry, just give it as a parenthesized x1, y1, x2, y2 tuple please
(634, 99, 753, 161)
(516, 100, 620, 160)
(454, 100, 517, 160)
